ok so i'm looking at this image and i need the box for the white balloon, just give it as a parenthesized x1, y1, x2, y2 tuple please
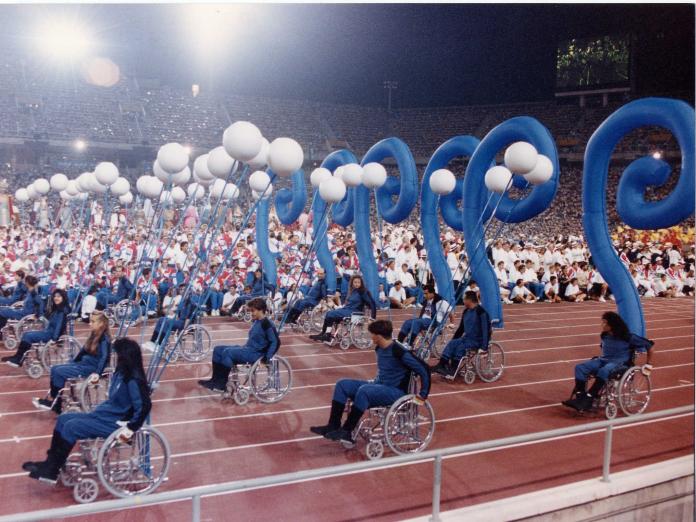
(193, 171, 215, 187)
(172, 166, 191, 186)
(187, 183, 206, 200)
(319, 177, 347, 203)
(50, 173, 69, 192)
(14, 188, 28, 202)
(341, 163, 363, 187)
(142, 176, 163, 199)
(77, 172, 92, 192)
(207, 146, 235, 179)
(65, 180, 80, 196)
(429, 169, 456, 195)
(504, 142, 538, 174)
(247, 138, 270, 170)
(34, 178, 50, 195)
(210, 179, 225, 199)
(119, 192, 133, 205)
(157, 143, 189, 174)
(193, 154, 215, 181)
(26, 185, 37, 200)
(252, 184, 273, 200)
(310, 167, 332, 188)
(94, 162, 119, 186)
(362, 163, 388, 189)
(522, 155, 554, 185)
(268, 137, 303, 177)
(171, 186, 186, 203)
(249, 171, 271, 193)
(333, 166, 344, 180)
(484, 166, 513, 194)
(153, 160, 172, 182)
(222, 121, 263, 162)
(136, 176, 148, 195)
(110, 177, 131, 196)
(224, 184, 240, 200)
(210, 179, 240, 200)
(77, 192, 89, 201)
(59, 190, 72, 201)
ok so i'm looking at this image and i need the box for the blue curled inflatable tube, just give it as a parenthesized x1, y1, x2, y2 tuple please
(358, 138, 419, 297)
(274, 169, 307, 225)
(313, 150, 359, 293)
(255, 195, 277, 288)
(583, 97, 694, 336)
(463, 117, 560, 328)
(421, 136, 482, 305)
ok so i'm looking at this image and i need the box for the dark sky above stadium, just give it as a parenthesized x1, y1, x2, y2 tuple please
(2, 3, 693, 108)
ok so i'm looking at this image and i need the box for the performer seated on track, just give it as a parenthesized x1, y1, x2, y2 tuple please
(431, 291, 491, 377)
(198, 297, 280, 392)
(284, 268, 328, 325)
(3, 288, 69, 367)
(142, 284, 195, 352)
(32, 311, 111, 413)
(96, 265, 133, 310)
(0, 269, 27, 306)
(397, 285, 452, 346)
(309, 274, 377, 344)
(228, 268, 275, 316)
(562, 312, 654, 412)
(310, 319, 430, 443)
(0, 275, 42, 336)
(22, 338, 151, 484)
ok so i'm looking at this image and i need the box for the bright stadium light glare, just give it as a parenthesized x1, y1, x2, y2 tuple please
(183, 4, 255, 60)
(35, 19, 93, 61)
(183, 145, 192, 155)
(74, 139, 86, 151)
(652, 151, 662, 160)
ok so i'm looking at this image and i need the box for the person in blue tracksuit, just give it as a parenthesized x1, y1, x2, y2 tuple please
(144, 285, 196, 351)
(397, 285, 452, 346)
(310, 319, 431, 444)
(0, 270, 26, 306)
(309, 274, 376, 343)
(32, 311, 111, 414)
(96, 266, 134, 309)
(0, 275, 43, 334)
(284, 269, 328, 325)
(562, 311, 655, 412)
(228, 269, 274, 315)
(2, 288, 69, 367)
(22, 337, 152, 484)
(199, 297, 280, 391)
(431, 291, 491, 377)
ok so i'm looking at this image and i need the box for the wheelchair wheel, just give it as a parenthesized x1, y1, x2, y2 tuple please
(233, 388, 250, 405)
(298, 312, 313, 334)
(309, 308, 324, 333)
(384, 395, 435, 455)
(40, 336, 81, 370)
(350, 319, 372, 350)
(618, 367, 651, 416)
(97, 426, 170, 498)
(365, 440, 384, 461)
(26, 362, 43, 379)
(430, 330, 450, 359)
(3, 334, 17, 350)
(474, 342, 505, 383)
(605, 402, 618, 420)
(178, 325, 212, 362)
(73, 478, 99, 504)
(250, 356, 292, 404)
(18, 316, 49, 336)
(463, 370, 476, 385)
(79, 380, 108, 413)
(339, 334, 351, 351)
(114, 300, 141, 328)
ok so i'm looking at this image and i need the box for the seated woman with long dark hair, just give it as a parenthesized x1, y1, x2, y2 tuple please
(22, 337, 152, 484)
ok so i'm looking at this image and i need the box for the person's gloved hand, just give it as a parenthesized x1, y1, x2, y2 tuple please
(86, 373, 100, 385)
(413, 395, 427, 406)
(117, 426, 133, 443)
(641, 364, 653, 376)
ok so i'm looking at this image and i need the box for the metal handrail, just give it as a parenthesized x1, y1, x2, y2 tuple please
(2, 405, 692, 522)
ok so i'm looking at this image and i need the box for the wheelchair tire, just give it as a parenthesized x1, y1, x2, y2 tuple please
(79, 380, 108, 413)
(40, 336, 81, 370)
(97, 426, 170, 499)
(179, 325, 212, 362)
(475, 342, 505, 383)
(73, 478, 99, 504)
(618, 366, 651, 416)
(350, 319, 372, 350)
(463, 370, 476, 385)
(309, 308, 324, 333)
(384, 394, 435, 456)
(3, 336, 17, 350)
(366, 440, 384, 460)
(250, 356, 292, 404)
(114, 300, 142, 328)
(26, 362, 43, 379)
(233, 388, 250, 405)
(605, 402, 618, 420)
(339, 335, 351, 351)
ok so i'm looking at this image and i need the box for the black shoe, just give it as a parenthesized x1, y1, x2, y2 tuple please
(5, 357, 20, 368)
(322, 335, 335, 345)
(22, 460, 43, 472)
(562, 394, 594, 412)
(198, 379, 224, 391)
(29, 461, 59, 484)
(309, 333, 323, 341)
(325, 428, 354, 443)
(32, 398, 53, 411)
(310, 425, 332, 436)
(0, 356, 11, 362)
(431, 362, 450, 376)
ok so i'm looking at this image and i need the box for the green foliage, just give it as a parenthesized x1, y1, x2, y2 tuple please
(556, 35, 629, 88)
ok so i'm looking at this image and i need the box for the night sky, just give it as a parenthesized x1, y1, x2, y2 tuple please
(2, 3, 693, 107)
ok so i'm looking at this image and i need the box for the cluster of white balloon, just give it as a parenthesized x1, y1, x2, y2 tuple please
(14, 163, 133, 205)
(137, 121, 305, 208)
(309, 161, 389, 204)
(428, 141, 554, 196)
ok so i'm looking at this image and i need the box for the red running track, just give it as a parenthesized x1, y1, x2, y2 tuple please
(0, 298, 692, 521)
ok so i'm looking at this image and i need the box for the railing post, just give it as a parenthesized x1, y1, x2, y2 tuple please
(430, 455, 442, 522)
(192, 494, 201, 522)
(601, 425, 613, 483)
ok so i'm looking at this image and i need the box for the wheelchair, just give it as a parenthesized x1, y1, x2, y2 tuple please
(104, 299, 142, 329)
(292, 299, 332, 334)
(60, 355, 117, 413)
(58, 425, 170, 504)
(2, 311, 49, 350)
(157, 311, 212, 363)
(574, 361, 652, 420)
(341, 376, 435, 460)
(222, 355, 293, 406)
(232, 295, 276, 324)
(410, 325, 453, 360)
(443, 342, 506, 385)
(325, 312, 372, 350)
(23, 335, 82, 380)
